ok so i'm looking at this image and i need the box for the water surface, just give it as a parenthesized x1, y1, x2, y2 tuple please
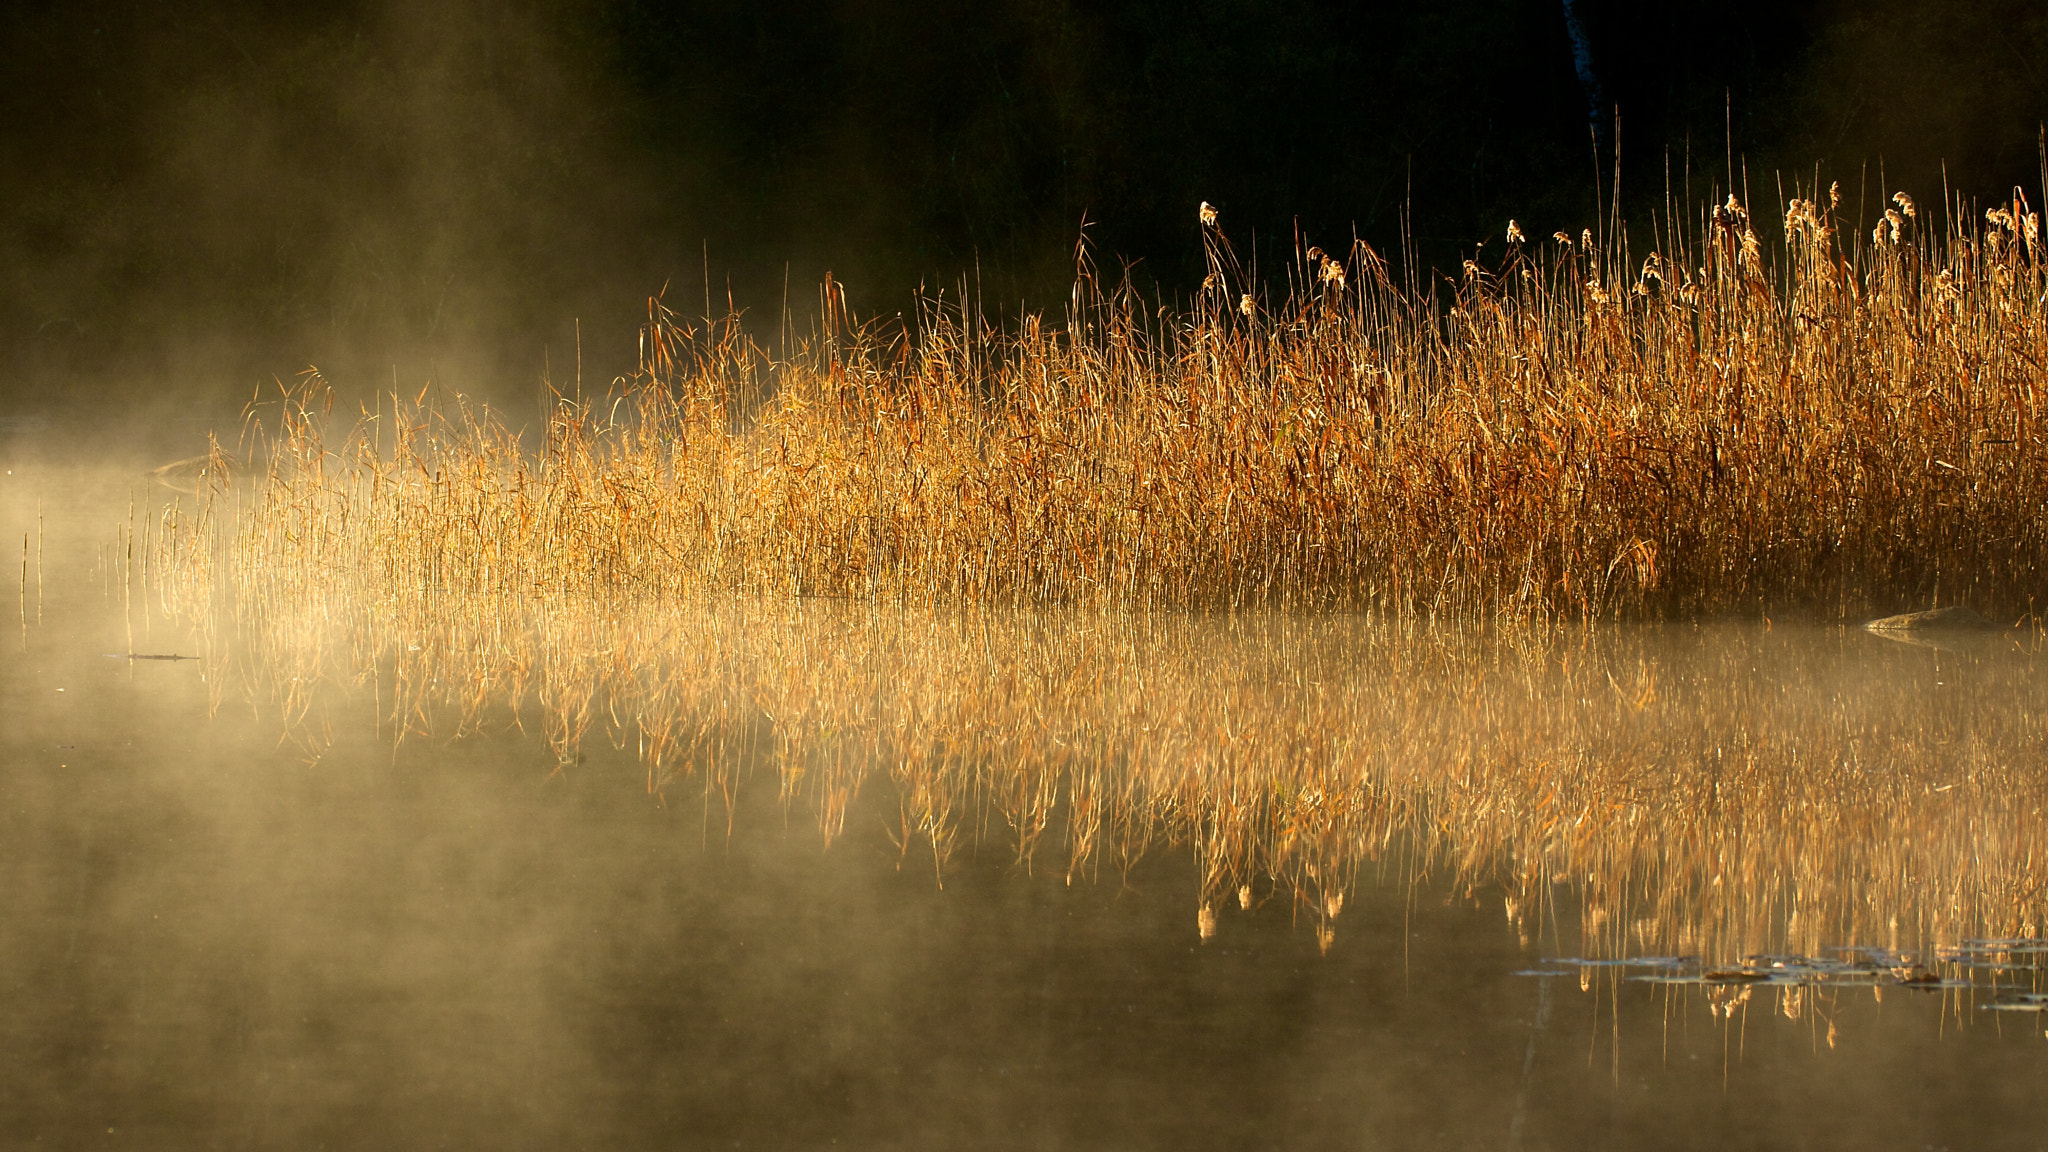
(4, 455, 2047, 1150)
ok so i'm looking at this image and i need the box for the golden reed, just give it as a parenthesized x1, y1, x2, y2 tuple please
(164, 184, 2045, 623)
(141, 185, 2048, 966)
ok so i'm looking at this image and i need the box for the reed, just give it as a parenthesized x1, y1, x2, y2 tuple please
(139, 181, 2048, 965)
(167, 184, 2048, 624)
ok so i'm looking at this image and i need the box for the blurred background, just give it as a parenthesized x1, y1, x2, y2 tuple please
(0, 0, 2043, 425)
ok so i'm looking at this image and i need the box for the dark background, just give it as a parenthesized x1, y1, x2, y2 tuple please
(1, 0, 2044, 425)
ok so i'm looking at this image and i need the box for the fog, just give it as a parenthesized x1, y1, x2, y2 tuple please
(4, 476, 2046, 1149)
(2, 10, 2047, 1143)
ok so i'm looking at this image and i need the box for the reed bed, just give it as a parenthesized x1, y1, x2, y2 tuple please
(140, 183, 2048, 965)
(174, 184, 2047, 622)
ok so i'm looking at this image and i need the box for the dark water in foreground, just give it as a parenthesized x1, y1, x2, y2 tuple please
(4, 456, 2048, 1151)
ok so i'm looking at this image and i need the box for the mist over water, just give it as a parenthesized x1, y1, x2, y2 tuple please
(0, 444, 2044, 1147)
(7, 4, 2048, 1147)
(0, 459, 2039, 1147)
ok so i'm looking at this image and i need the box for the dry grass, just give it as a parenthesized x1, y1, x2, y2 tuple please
(139, 183, 2048, 963)
(169, 183, 2047, 623)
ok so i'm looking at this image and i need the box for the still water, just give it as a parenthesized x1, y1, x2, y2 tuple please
(5, 452, 2048, 1151)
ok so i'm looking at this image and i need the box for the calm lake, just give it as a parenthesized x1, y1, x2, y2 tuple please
(5, 444, 2048, 1151)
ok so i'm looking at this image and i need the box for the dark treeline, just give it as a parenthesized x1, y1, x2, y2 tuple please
(1, 0, 2043, 419)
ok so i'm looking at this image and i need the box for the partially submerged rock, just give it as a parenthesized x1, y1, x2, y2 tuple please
(1863, 605, 2001, 633)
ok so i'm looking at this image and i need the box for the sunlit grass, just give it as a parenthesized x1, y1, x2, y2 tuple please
(166, 184, 2046, 623)
(139, 184, 2048, 966)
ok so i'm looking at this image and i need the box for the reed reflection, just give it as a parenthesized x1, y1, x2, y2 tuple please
(144, 522, 2048, 970)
